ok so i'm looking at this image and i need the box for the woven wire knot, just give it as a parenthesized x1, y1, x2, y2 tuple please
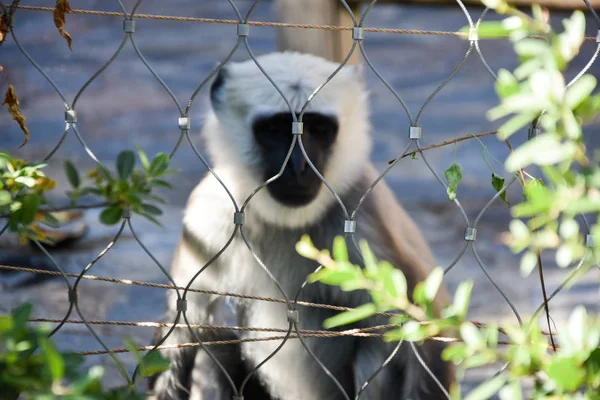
(353, 27, 364, 41)
(122, 208, 131, 219)
(178, 117, 190, 130)
(586, 234, 595, 248)
(409, 126, 422, 140)
(68, 288, 78, 303)
(234, 212, 245, 225)
(176, 299, 187, 312)
(292, 122, 303, 135)
(237, 23, 250, 37)
(464, 227, 477, 241)
(344, 220, 356, 233)
(123, 20, 136, 33)
(468, 27, 478, 41)
(287, 309, 299, 324)
(65, 109, 77, 124)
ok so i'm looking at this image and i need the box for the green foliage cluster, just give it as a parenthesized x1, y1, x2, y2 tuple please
(299, 236, 600, 399)
(65, 148, 177, 226)
(0, 303, 170, 399)
(476, 3, 600, 275)
(0, 148, 177, 245)
(0, 153, 58, 243)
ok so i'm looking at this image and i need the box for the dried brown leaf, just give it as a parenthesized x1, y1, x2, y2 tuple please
(0, 12, 8, 46)
(53, 0, 73, 51)
(2, 85, 30, 148)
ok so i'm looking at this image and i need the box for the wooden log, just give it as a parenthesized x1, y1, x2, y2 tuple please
(274, 0, 361, 64)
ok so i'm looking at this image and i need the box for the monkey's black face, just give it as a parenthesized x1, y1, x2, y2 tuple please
(252, 112, 339, 207)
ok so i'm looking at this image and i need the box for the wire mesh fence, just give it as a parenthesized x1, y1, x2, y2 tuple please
(1, 0, 600, 398)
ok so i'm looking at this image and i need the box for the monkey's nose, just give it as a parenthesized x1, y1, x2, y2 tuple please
(291, 146, 308, 176)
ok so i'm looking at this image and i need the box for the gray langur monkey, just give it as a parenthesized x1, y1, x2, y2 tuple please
(147, 51, 454, 400)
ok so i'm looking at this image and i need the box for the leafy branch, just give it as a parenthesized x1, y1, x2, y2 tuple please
(0, 302, 170, 399)
(0, 148, 178, 245)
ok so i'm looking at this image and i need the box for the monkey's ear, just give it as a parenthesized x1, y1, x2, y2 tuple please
(210, 65, 229, 110)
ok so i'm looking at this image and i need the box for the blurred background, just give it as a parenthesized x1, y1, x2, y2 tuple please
(1, 0, 599, 392)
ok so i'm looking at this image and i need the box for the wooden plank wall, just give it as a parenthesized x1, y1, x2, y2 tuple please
(275, 0, 600, 64)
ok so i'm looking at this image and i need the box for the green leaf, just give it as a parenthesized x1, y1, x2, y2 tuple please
(520, 251, 538, 276)
(151, 179, 173, 189)
(0, 190, 11, 206)
(12, 302, 33, 329)
(149, 153, 170, 176)
(397, 320, 427, 342)
(308, 268, 361, 287)
(463, 22, 511, 39)
(124, 337, 142, 363)
(15, 176, 37, 188)
(141, 203, 162, 216)
(19, 193, 42, 225)
(0, 315, 14, 333)
(139, 350, 171, 378)
(567, 306, 587, 351)
(445, 162, 462, 201)
(460, 321, 484, 349)
(323, 303, 376, 329)
(423, 267, 444, 302)
(97, 164, 114, 182)
(546, 356, 586, 391)
(556, 245, 573, 268)
(462, 351, 497, 369)
(99, 206, 123, 225)
(380, 262, 407, 299)
(64, 160, 80, 188)
(116, 150, 136, 181)
(465, 374, 507, 400)
(296, 235, 318, 260)
(495, 69, 520, 98)
(561, 107, 582, 139)
(39, 337, 65, 382)
(491, 173, 508, 205)
(136, 146, 151, 171)
(505, 134, 575, 172)
(496, 112, 537, 140)
(498, 380, 522, 400)
(453, 281, 473, 319)
(42, 212, 60, 229)
(565, 74, 597, 109)
(333, 236, 349, 262)
(359, 239, 378, 276)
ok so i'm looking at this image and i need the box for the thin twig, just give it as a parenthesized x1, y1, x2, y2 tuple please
(504, 138, 557, 351)
(0, 201, 109, 219)
(387, 131, 497, 164)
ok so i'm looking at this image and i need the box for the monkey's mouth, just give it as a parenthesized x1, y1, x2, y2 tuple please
(266, 180, 322, 208)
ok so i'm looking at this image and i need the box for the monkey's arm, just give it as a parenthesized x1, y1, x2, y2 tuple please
(363, 163, 451, 315)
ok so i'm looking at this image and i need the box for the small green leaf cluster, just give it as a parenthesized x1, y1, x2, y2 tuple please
(0, 152, 58, 243)
(66, 148, 177, 226)
(0, 303, 170, 399)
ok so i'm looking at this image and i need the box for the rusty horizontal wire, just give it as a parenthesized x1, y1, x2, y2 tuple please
(11, 5, 598, 41)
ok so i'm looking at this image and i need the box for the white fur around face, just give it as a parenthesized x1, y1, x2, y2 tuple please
(203, 51, 372, 229)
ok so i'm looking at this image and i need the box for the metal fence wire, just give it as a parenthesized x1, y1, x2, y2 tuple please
(0, 0, 599, 398)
